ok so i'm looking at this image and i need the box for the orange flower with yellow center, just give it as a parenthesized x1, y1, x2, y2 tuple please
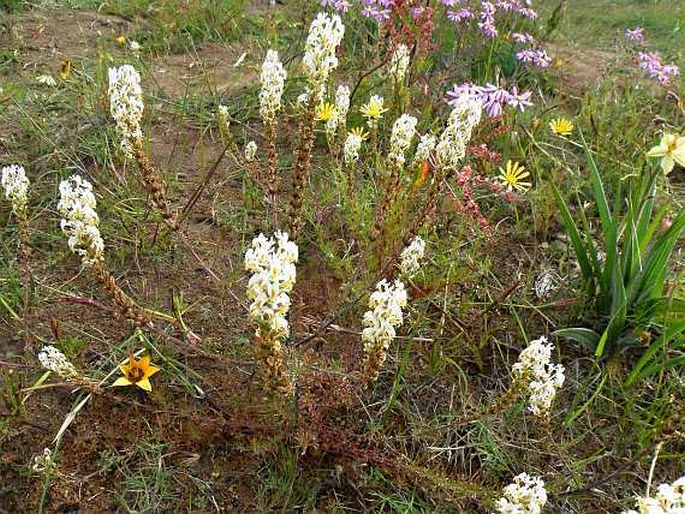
(112, 353, 160, 392)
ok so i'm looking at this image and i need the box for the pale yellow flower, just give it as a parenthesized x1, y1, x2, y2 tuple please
(646, 133, 685, 174)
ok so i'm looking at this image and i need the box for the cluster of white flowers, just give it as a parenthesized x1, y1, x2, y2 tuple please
(412, 134, 437, 167)
(362, 279, 408, 357)
(512, 336, 565, 418)
(259, 50, 287, 123)
(38, 345, 79, 380)
(1, 164, 30, 214)
(302, 13, 345, 103)
(335, 84, 351, 121)
(108, 64, 144, 156)
(31, 448, 55, 474)
(245, 232, 299, 340)
(37, 74, 57, 87)
(497, 473, 548, 514)
(534, 268, 561, 299)
(436, 92, 482, 169)
(387, 114, 418, 169)
(399, 236, 425, 278)
(57, 175, 104, 267)
(389, 43, 410, 83)
(244, 141, 258, 162)
(344, 133, 363, 166)
(623, 475, 685, 514)
(217, 104, 230, 126)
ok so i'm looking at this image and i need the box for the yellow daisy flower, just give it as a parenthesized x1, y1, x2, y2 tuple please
(115, 35, 127, 45)
(315, 102, 337, 122)
(360, 95, 388, 120)
(498, 160, 531, 193)
(646, 133, 685, 174)
(112, 353, 160, 392)
(549, 117, 573, 136)
(348, 126, 369, 141)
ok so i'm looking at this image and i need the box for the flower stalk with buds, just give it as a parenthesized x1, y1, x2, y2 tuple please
(1, 164, 32, 344)
(289, 13, 345, 239)
(361, 279, 408, 386)
(38, 345, 98, 389)
(245, 232, 298, 394)
(260, 50, 287, 226)
(58, 175, 173, 328)
(108, 64, 177, 229)
(371, 114, 418, 256)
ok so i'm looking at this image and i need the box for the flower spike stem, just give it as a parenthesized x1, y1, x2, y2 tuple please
(265, 120, 280, 228)
(133, 141, 178, 230)
(255, 333, 293, 395)
(17, 210, 32, 349)
(288, 109, 315, 239)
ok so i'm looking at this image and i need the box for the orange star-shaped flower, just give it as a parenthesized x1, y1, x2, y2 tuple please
(112, 353, 160, 392)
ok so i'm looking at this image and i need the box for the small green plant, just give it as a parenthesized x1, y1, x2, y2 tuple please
(552, 135, 685, 358)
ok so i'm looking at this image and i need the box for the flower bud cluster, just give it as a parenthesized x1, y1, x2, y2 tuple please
(302, 13, 345, 103)
(259, 50, 287, 123)
(57, 175, 104, 267)
(245, 232, 299, 340)
(387, 114, 418, 169)
(399, 236, 425, 278)
(389, 43, 410, 83)
(344, 133, 363, 166)
(496, 473, 548, 514)
(335, 84, 351, 121)
(623, 475, 685, 514)
(244, 141, 258, 162)
(362, 279, 408, 358)
(512, 336, 565, 418)
(412, 134, 437, 167)
(108, 64, 144, 156)
(1, 164, 30, 215)
(436, 92, 482, 169)
(38, 345, 80, 380)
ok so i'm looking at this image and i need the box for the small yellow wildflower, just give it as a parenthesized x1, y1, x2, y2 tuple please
(646, 133, 685, 174)
(549, 117, 573, 136)
(348, 126, 369, 141)
(553, 58, 564, 69)
(498, 160, 531, 193)
(115, 35, 127, 45)
(60, 59, 72, 80)
(360, 95, 388, 121)
(315, 102, 337, 122)
(112, 353, 160, 392)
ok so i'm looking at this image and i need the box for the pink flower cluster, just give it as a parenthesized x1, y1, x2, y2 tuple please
(516, 48, 551, 68)
(624, 27, 646, 46)
(445, 0, 536, 37)
(637, 51, 680, 86)
(625, 27, 680, 86)
(447, 82, 533, 117)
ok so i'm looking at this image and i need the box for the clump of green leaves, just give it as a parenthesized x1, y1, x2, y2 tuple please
(552, 135, 684, 362)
